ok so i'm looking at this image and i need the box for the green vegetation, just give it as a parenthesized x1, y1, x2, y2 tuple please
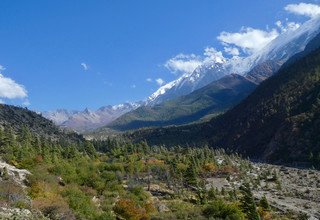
(105, 74, 256, 131)
(128, 40, 320, 167)
(0, 125, 296, 219)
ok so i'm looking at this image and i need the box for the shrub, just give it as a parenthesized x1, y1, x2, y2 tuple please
(203, 200, 245, 220)
(114, 198, 149, 220)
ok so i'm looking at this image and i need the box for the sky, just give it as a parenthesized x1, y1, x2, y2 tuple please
(0, 0, 319, 111)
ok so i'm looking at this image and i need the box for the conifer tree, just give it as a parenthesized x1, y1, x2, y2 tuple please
(239, 183, 260, 220)
(259, 195, 270, 211)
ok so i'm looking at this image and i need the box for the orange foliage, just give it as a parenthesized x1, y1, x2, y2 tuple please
(145, 158, 164, 165)
(218, 165, 238, 175)
(114, 198, 150, 220)
(258, 208, 272, 220)
(203, 163, 217, 173)
(35, 155, 44, 163)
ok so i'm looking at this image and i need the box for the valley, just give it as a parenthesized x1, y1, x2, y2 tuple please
(1, 1, 320, 219)
(1, 136, 319, 219)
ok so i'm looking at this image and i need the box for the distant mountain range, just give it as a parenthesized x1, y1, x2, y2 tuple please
(146, 17, 320, 105)
(103, 18, 320, 131)
(44, 17, 320, 134)
(42, 102, 141, 132)
(107, 74, 257, 131)
(128, 30, 320, 165)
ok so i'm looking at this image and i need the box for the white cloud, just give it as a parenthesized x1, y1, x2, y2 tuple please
(275, 20, 300, 33)
(224, 47, 240, 56)
(165, 47, 226, 75)
(0, 74, 27, 99)
(165, 54, 202, 74)
(217, 27, 279, 54)
(146, 78, 153, 82)
(81, 62, 89, 71)
(285, 3, 320, 18)
(131, 84, 136, 89)
(203, 47, 225, 63)
(155, 78, 165, 86)
(0, 99, 4, 104)
(163, 2, 319, 77)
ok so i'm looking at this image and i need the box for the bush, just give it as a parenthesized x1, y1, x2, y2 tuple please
(62, 187, 97, 219)
(113, 198, 149, 220)
(203, 200, 245, 220)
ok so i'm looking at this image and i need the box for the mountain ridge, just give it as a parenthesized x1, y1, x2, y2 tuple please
(107, 74, 257, 131)
(43, 102, 141, 132)
(147, 17, 320, 105)
(127, 31, 320, 166)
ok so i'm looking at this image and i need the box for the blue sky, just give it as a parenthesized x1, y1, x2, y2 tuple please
(0, 0, 318, 111)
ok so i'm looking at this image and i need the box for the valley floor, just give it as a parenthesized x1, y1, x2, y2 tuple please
(1, 141, 319, 220)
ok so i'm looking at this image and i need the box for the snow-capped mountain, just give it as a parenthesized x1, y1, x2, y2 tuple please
(44, 17, 320, 132)
(148, 17, 320, 105)
(42, 102, 141, 132)
(42, 109, 80, 125)
(148, 52, 228, 105)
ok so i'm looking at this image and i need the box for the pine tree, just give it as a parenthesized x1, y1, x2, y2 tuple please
(259, 195, 270, 211)
(239, 183, 260, 220)
(185, 166, 198, 187)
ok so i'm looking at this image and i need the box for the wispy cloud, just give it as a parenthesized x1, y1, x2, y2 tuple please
(165, 47, 225, 75)
(0, 65, 5, 72)
(160, 2, 318, 87)
(285, 3, 320, 18)
(155, 78, 165, 86)
(146, 78, 153, 83)
(217, 27, 279, 55)
(224, 47, 240, 56)
(81, 62, 89, 71)
(22, 99, 31, 106)
(275, 20, 301, 33)
(165, 54, 202, 74)
(131, 84, 136, 89)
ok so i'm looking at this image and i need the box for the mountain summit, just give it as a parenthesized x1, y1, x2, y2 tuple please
(147, 17, 320, 105)
(43, 102, 141, 132)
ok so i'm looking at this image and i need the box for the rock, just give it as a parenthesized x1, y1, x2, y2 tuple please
(0, 160, 31, 187)
(158, 203, 170, 213)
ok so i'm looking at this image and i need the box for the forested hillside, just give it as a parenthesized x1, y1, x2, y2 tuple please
(128, 35, 320, 167)
(0, 104, 83, 143)
(1, 125, 316, 219)
(108, 74, 256, 131)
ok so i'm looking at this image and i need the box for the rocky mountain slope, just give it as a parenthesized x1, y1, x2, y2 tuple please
(147, 17, 320, 105)
(128, 32, 320, 167)
(108, 74, 257, 131)
(43, 102, 141, 132)
(105, 18, 320, 133)
(0, 104, 83, 143)
(45, 18, 320, 133)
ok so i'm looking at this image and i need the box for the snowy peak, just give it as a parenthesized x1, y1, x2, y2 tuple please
(235, 17, 320, 74)
(42, 102, 141, 132)
(148, 60, 227, 105)
(147, 17, 320, 105)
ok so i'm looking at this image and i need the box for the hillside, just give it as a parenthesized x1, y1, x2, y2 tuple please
(128, 34, 320, 167)
(0, 104, 83, 143)
(108, 74, 257, 131)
